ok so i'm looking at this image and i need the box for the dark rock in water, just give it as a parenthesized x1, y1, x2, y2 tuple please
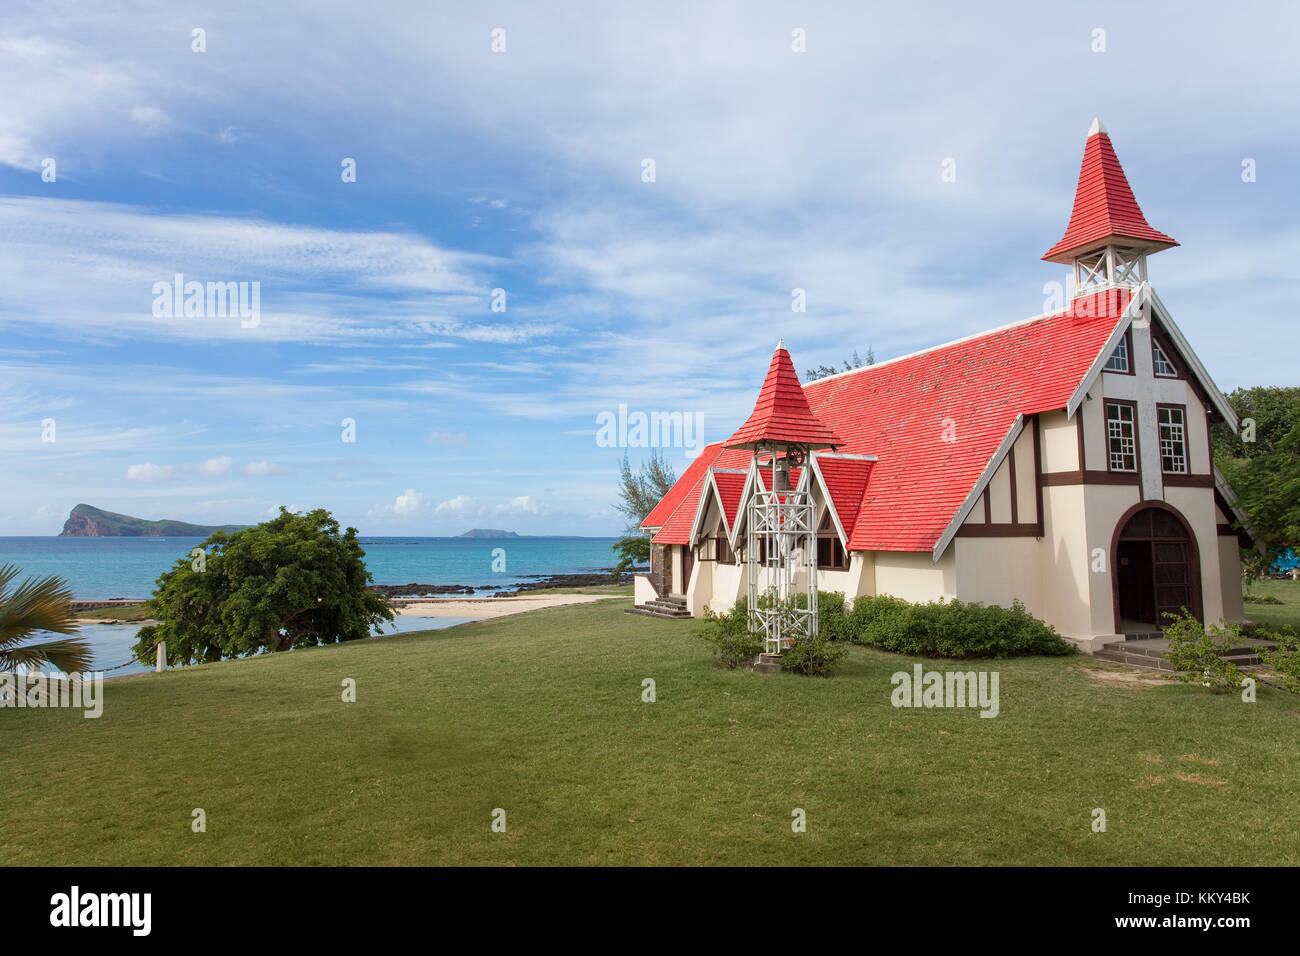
(370, 568, 647, 599)
(369, 582, 476, 597)
(493, 571, 640, 594)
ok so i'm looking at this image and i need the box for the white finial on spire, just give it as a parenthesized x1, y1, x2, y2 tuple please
(776, 338, 785, 352)
(1088, 116, 1107, 137)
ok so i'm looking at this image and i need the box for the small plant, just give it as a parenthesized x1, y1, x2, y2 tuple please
(696, 599, 763, 669)
(1258, 625, 1300, 694)
(1161, 610, 1244, 691)
(1243, 592, 1283, 605)
(781, 631, 847, 677)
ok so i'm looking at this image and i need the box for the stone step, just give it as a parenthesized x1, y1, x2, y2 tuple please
(1093, 649, 1266, 671)
(625, 606, 692, 620)
(1092, 650, 1178, 671)
(642, 604, 691, 616)
(1102, 641, 1266, 659)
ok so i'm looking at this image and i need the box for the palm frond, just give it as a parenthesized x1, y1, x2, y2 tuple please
(0, 564, 87, 671)
(0, 636, 94, 674)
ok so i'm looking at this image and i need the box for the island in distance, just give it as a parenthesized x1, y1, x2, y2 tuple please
(59, 504, 249, 537)
(456, 528, 521, 538)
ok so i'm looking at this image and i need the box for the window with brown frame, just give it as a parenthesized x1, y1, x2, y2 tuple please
(1157, 404, 1188, 474)
(1151, 337, 1178, 377)
(816, 511, 850, 570)
(715, 534, 734, 564)
(1103, 331, 1132, 374)
(1105, 400, 1138, 472)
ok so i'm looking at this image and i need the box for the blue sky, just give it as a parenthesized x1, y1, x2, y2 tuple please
(1, 0, 1296, 536)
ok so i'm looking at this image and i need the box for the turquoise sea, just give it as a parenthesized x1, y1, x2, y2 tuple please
(0, 535, 620, 676)
(0, 535, 621, 600)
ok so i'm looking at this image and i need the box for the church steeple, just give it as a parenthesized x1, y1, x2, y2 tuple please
(1043, 118, 1177, 293)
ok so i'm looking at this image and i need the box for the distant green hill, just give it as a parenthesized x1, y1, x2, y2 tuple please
(59, 504, 249, 537)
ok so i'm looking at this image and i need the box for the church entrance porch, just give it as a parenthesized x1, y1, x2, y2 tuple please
(1112, 503, 1202, 635)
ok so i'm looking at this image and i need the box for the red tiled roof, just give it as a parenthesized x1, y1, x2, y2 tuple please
(647, 289, 1131, 551)
(806, 290, 1130, 551)
(1043, 121, 1176, 263)
(641, 444, 724, 529)
(647, 445, 752, 544)
(725, 343, 842, 450)
(813, 455, 876, 542)
(712, 470, 747, 531)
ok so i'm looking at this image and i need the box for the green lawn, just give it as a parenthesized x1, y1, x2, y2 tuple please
(77, 603, 154, 622)
(4, 596, 1299, 866)
(1244, 577, 1300, 632)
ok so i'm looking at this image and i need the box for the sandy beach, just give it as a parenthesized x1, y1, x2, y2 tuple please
(392, 594, 610, 619)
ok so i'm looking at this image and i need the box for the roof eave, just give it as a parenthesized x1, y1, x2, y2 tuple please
(932, 414, 1026, 562)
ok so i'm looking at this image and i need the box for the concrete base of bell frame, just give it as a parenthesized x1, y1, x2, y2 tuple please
(752, 653, 783, 675)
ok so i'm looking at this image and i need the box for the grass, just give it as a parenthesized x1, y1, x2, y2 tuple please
(4, 596, 1299, 866)
(1243, 577, 1300, 633)
(77, 603, 154, 622)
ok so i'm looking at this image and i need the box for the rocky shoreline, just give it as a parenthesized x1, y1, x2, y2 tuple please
(371, 570, 645, 599)
(74, 569, 647, 612)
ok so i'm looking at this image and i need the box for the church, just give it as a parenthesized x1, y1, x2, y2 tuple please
(636, 119, 1251, 651)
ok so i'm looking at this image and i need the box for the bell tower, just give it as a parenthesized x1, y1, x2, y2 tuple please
(1043, 118, 1177, 295)
(725, 341, 841, 657)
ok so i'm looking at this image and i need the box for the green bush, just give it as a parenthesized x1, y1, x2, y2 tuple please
(1257, 624, 1300, 694)
(696, 599, 763, 669)
(794, 590, 849, 642)
(1161, 610, 1244, 691)
(843, 594, 1076, 658)
(781, 631, 847, 676)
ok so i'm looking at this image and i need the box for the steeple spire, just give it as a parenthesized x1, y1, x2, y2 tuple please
(725, 342, 841, 451)
(1043, 119, 1176, 292)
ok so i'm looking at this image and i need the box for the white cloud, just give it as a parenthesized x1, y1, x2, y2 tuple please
(497, 495, 547, 516)
(242, 461, 287, 477)
(125, 462, 173, 481)
(426, 430, 467, 446)
(394, 489, 427, 516)
(434, 494, 476, 515)
(129, 106, 169, 131)
(195, 456, 232, 476)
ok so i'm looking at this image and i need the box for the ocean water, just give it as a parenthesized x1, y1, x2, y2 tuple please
(0, 535, 622, 600)
(0, 535, 620, 675)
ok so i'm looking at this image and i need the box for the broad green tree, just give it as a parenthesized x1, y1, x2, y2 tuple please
(1212, 386, 1300, 552)
(611, 450, 678, 576)
(134, 508, 393, 665)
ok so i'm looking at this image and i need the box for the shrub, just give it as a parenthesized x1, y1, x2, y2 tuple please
(1161, 610, 1244, 691)
(781, 630, 847, 676)
(1257, 624, 1300, 694)
(696, 599, 763, 669)
(794, 590, 849, 642)
(843, 595, 1075, 658)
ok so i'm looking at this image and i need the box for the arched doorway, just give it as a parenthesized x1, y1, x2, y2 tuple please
(1111, 503, 1202, 633)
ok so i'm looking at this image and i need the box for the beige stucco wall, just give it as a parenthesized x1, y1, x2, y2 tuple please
(1039, 409, 1079, 471)
(1219, 538, 1245, 623)
(952, 537, 1044, 618)
(634, 574, 659, 606)
(874, 549, 956, 602)
(687, 550, 712, 616)
(704, 560, 745, 615)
